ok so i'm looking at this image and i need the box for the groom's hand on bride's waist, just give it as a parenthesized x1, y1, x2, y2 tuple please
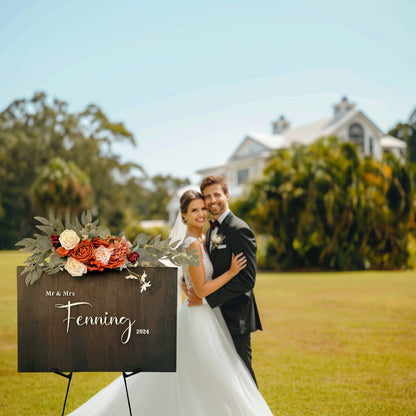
(187, 288, 203, 307)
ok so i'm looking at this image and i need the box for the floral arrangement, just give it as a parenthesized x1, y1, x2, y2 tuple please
(211, 233, 226, 250)
(16, 211, 198, 287)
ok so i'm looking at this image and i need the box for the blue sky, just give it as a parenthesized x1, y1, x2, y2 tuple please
(1, 0, 415, 183)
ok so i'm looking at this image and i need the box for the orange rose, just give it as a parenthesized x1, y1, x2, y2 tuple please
(56, 246, 71, 257)
(91, 237, 111, 248)
(70, 240, 95, 263)
(106, 256, 125, 269)
(86, 258, 106, 272)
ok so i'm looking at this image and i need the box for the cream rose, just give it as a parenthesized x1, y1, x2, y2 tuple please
(59, 229, 80, 250)
(211, 235, 223, 244)
(65, 257, 87, 277)
(94, 246, 112, 265)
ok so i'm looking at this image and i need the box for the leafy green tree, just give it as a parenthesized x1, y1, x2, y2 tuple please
(361, 153, 412, 269)
(389, 106, 416, 162)
(234, 136, 413, 270)
(146, 174, 190, 220)
(0, 92, 140, 248)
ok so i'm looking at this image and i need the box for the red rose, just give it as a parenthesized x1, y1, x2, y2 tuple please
(49, 235, 60, 248)
(128, 252, 139, 263)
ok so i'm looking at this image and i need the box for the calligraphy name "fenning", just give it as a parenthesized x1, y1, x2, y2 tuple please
(54, 301, 136, 344)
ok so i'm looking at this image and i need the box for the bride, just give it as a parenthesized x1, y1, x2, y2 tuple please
(68, 189, 274, 415)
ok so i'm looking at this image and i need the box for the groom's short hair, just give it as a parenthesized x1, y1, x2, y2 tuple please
(200, 175, 229, 195)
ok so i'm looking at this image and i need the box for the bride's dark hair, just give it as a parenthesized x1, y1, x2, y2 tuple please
(180, 190, 204, 219)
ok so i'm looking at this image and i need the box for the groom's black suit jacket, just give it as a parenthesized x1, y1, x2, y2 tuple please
(205, 211, 262, 336)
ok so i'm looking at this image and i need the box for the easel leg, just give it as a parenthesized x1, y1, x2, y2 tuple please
(54, 370, 73, 416)
(123, 371, 141, 416)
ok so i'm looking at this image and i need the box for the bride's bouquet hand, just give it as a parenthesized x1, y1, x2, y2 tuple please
(229, 253, 247, 277)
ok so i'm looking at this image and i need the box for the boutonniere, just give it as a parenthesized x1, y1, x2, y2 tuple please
(211, 234, 226, 249)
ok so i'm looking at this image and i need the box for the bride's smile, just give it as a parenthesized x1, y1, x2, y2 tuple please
(183, 199, 208, 231)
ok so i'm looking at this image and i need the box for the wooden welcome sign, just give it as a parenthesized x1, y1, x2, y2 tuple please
(17, 266, 177, 373)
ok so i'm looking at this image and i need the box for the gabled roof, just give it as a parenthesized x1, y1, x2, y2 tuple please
(228, 133, 285, 161)
(380, 135, 407, 149)
(246, 132, 286, 149)
(235, 108, 386, 154)
(283, 109, 385, 146)
(283, 117, 334, 145)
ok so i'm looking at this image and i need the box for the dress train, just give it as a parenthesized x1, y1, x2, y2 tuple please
(68, 301, 273, 415)
(68, 235, 273, 415)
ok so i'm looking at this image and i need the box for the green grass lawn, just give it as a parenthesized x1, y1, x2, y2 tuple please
(1, 251, 415, 415)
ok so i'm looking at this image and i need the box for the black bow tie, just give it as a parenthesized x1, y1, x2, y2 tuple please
(209, 220, 220, 229)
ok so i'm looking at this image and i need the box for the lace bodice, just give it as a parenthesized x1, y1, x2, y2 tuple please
(183, 236, 213, 290)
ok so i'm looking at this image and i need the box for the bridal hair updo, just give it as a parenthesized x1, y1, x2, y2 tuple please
(179, 190, 204, 224)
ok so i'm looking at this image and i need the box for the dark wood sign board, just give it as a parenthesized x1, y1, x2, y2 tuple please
(17, 266, 177, 373)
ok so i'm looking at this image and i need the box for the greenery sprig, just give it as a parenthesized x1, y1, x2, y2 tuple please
(16, 211, 198, 286)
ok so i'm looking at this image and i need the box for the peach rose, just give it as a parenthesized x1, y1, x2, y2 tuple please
(94, 245, 112, 265)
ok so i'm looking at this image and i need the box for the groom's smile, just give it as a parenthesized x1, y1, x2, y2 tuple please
(202, 184, 229, 219)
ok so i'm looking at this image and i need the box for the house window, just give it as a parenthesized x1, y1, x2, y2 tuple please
(369, 137, 373, 155)
(237, 169, 249, 185)
(349, 123, 364, 147)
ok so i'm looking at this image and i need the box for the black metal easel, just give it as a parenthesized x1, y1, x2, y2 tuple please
(54, 370, 141, 416)
(123, 371, 141, 416)
(54, 370, 73, 416)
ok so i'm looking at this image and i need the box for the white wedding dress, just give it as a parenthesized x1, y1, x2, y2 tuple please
(68, 236, 274, 416)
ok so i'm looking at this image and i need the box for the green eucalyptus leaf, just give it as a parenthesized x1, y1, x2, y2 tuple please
(169, 239, 183, 248)
(37, 235, 52, 251)
(26, 269, 43, 286)
(48, 253, 66, 267)
(35, 224, 55, 234)
(149, 235, 161, 246)
(25, 271, 33, 286)
(81, 210, 93, 225)
(158, 239, 170, 249)
(75, 217, 83, 230)
(20, 266, 31, 276)
(34, 216, 51, 226)
(97, 226, 111, 237)
(133, 233, 151, 247)
(53, 218, 65, 233)
(15, 238, 37, 251)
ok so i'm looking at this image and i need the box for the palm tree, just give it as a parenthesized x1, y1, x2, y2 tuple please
(31, 157, 91, 224)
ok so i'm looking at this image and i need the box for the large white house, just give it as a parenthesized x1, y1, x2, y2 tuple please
(197, 96, 407, 198)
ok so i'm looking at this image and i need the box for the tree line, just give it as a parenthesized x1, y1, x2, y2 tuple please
(2, 91, 415, 270)
(0, 92, 189, 249)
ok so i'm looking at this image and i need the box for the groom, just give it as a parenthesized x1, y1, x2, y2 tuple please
(187, 174, 262, 383)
